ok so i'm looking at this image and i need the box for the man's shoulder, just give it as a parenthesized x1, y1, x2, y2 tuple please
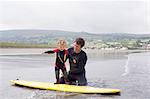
(81, 49, 86, 54)
(81, 50, 87, 57)
(80, 50, 87, 61)
(68, 47, 73, 51)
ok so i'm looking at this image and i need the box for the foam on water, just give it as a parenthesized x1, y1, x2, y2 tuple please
(122, 54, 130, 76)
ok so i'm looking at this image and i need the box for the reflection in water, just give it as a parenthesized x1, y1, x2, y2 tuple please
(27, 89, 120, 99)
(27, 90, 82, 99)
(86, 50, 128, 61)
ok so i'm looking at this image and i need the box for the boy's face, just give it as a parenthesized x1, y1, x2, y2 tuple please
(58, 40, 66, 50)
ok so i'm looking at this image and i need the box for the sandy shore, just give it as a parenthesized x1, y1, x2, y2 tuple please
(0, 48, 149, 55)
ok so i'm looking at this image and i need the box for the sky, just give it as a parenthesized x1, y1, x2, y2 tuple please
(0, 0, 150, 34)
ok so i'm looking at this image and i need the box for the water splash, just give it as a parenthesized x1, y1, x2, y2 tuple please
(122, 54, 130, 76)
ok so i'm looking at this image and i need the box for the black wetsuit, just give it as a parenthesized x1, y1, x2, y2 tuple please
(44, 49, 68, 83)
(60, 47, 87, 86)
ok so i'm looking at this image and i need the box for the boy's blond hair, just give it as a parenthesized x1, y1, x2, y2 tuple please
(57, 38, 67, 48)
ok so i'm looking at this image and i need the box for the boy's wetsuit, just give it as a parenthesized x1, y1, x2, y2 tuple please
(44, 49, 68, 83)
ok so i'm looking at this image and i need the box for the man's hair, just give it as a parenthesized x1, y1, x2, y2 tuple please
(75, 38, 85, 48)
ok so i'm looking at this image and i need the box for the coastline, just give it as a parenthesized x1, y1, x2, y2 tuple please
(0, 48, 150, 55)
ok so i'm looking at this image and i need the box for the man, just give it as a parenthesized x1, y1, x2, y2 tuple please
(60, 38, 87, 86)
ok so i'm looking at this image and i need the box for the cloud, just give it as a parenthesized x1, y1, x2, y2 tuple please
(0, 0, 149, 34)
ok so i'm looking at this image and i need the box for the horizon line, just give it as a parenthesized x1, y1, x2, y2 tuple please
(0, 28, 150, 35)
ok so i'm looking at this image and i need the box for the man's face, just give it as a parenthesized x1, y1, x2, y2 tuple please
(73, 42, 81, 53)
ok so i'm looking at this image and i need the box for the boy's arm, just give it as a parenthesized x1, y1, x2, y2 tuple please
(44, 50, 55, 54)
(64, 50, 69, 62)
(44, 49, 58, 54)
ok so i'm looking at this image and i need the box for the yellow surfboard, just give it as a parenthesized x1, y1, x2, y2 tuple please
(10, 80, 121, 94)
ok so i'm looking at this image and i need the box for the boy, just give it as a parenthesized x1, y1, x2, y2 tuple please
(44, 39, 68, 84)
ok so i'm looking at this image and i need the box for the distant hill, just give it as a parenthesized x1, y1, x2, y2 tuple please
(0, 29, 150, 45)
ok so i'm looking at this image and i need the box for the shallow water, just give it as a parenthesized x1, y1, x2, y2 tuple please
(0, 49, 150, 99)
